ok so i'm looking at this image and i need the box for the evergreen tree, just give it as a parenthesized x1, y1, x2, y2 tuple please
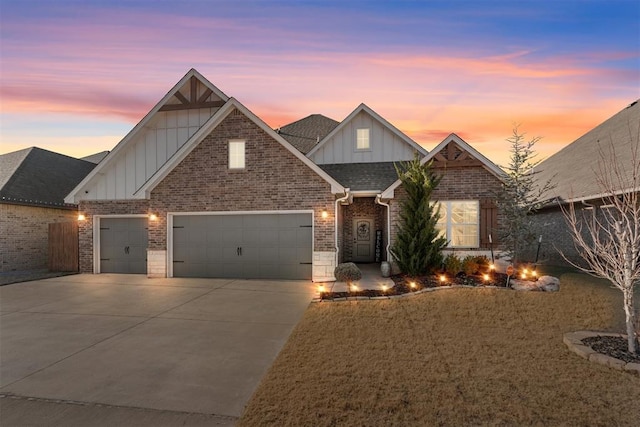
(496, 126, 555, 265)
(391, 155, 447, 276)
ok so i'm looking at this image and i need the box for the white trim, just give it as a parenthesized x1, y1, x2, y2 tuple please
(92, 214, 149, 274)
(350, 190, 380, 197)
(381, 133, 505, 199)
(65, 69, 229, 204)
(435, 200, 480, 249)
(306, 103, 427, 158)
(166, 210, 315, 278)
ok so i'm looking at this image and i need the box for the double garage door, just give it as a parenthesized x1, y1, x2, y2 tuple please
(172, 213, 313, 280)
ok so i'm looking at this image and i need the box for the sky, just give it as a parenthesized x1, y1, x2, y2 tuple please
(1, 0, 638, 167)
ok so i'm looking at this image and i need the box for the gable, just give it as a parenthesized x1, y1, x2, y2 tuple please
(381, 134, 504, 199)
(65, 69, 228, 203)
(307, 104, 427, 165)
(150, 108, 337, 207)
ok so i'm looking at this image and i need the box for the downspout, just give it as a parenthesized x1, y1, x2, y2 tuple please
(375, 194, 392, 263)
(334, 189, 351, 266)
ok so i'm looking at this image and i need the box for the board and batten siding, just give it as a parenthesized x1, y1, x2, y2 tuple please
(309, 110, 417, 165)
(85, 107, 219, 200)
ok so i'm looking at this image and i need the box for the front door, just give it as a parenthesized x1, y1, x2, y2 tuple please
(352, 218, 374, 262)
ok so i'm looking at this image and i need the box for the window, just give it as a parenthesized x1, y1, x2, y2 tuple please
(229, 140, 245, 169)
(434, 200, 479, 248)
(356, 128, 370, 150)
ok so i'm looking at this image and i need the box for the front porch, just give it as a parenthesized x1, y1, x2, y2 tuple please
(338, 196, 388, 264)
(326, 263, 394, 292)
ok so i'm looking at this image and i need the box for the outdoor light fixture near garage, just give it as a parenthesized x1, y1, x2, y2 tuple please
(77, 213, 86, 221)
(321, 210, 329, 219)
(148, 213, 158, 221)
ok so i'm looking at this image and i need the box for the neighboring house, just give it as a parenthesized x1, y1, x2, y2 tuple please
(65, 68, 504, 281)
(80, 151, 110, 164)
(0, 147, 96, 272)
(531, 99, 640, 266)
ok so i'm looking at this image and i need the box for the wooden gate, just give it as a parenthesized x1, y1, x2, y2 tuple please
(48, 222, 79, 272)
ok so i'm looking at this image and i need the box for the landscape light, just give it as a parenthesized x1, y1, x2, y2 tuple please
(489, 263, 495, 271)
(351, 284, 358, 292)
(439, 275, 446, 283)
(318, 284, 325, 294)
(483, 274, 490, 281)
(410, 281, 417, 289)
(381, 284, 388, 292)
(521, 272, 527, 280)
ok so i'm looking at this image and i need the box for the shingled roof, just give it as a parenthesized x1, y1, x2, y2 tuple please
(277, 114, 339, 154)
(0, 147, 96, 208)
(319, 162, 399, 192)
(535, 99, 640, 204)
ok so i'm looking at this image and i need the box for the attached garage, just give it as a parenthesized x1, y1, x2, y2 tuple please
(171, 212, 313, 280)
(99, 217, 148, 274)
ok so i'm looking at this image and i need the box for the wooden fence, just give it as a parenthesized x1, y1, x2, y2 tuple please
(48, 222, 79, 272)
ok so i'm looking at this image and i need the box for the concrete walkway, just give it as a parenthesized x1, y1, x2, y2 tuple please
(328, 263, 394, 292)
(0, 274, 315, 426)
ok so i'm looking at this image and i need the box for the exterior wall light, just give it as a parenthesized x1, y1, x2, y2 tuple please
(149, 213, 158, 221)
(77, 214, 86, 221)
(321, 210, 329, 219)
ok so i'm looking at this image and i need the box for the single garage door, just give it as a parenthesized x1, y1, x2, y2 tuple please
(100, 217, 148, 274)
(172, 213, 312, 280)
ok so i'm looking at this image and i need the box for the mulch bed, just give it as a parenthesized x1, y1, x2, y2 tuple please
(319, 272, 510, 300)
(582, 336, 640, 364)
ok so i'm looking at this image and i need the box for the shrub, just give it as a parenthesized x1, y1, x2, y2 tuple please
(462, 256, 480, 276)
(334, 262, 362, 283)
(473, 255, 490, 271)
(443, 254, 462, 276)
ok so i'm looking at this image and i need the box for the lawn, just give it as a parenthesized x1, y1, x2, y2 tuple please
(238, 272, 640, 426)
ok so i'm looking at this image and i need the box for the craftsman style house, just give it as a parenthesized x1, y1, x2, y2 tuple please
(65, 69, 504, 281)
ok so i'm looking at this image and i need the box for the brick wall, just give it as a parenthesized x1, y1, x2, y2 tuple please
(77, 108, 337, 278)
(77, 200, 149, 273)
(0, 203, 77, 272)
(340, 197, 386, 262)
(389, 165, 503, 257)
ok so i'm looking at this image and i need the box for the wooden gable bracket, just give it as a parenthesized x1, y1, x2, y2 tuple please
(432, 142, 482, 168)
(159, 76, 225, 111)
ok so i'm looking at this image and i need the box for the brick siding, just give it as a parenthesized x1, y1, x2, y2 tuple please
(389, 165, 504, 255)
(77, 108, 337, 274)
(0, 203, 77, 272)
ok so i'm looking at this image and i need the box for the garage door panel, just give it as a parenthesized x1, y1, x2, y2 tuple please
(100, 218, 148, 274)
(173, 213, 312, 280)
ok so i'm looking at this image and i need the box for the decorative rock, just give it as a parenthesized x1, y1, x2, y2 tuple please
(568, 344, 596, 360)
(589, 352, 626, 370)
(510, 276, 560, 291)
(537, 275, 560, 292)
(510, 279, 540, 291)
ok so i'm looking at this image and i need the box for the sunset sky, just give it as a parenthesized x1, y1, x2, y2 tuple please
(1, 0, 638, 167)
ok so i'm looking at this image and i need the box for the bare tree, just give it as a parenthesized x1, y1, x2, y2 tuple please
(562, 136, 639, 354)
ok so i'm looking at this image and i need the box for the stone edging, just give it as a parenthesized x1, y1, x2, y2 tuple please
(311, 284, 504, 303)
(563, 331, 640, 376)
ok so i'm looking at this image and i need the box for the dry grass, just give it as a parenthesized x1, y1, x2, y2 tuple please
(239, 273, 640, 426)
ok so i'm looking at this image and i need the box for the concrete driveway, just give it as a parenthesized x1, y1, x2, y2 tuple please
(0, 274, 315, 425)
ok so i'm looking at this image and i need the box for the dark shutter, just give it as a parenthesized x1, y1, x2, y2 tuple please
(480, 198, 498, 248)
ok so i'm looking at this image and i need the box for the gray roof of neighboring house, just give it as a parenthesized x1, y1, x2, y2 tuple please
(319, 162, 399, 192)
(277, 114, 340, 154)
(80, 150, 110, 164)
(535, 99, 640, 203)
(0, 147, 96, 208)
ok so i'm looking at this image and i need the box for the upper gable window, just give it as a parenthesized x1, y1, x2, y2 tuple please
(229, 140, 245, 169)
(356, 128, 370, 150)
